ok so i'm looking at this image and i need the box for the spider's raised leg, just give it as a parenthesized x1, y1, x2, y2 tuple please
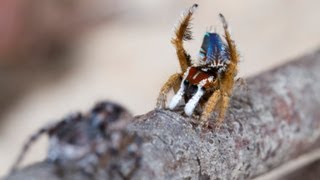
(220, 13, 239, 86)
(10, 113, 81, 172)
(156, 73, 181, 109)
(10, 125, 51, 172)
(200, 90, 221, 127)
(172, 4, 198, 72)
(200, 14, 240, 129)
(219, 13, 239, 66)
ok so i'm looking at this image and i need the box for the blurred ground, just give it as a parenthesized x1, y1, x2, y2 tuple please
(1, 0, 320, 177)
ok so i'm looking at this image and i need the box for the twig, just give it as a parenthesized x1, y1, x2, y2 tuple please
(5, 49, 320, 179)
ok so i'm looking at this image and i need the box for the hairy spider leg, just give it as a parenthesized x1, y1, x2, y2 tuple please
(200, 90, 221, 125)
(10, 114, 81, 172)
(156, 73, 181, 109)
(219, 13, 239, 68)
(219, 14, 239, 95)
(215, 93, 230, 128)
(203, 14, 239, 128)
(156, 4, 198, 110)
(10, 124, 52, 172)
(172, 4, 198, 72)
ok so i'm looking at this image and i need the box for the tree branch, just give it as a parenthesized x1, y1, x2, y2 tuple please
(280, 159, 320, 180)
(5, 49, 320, 179)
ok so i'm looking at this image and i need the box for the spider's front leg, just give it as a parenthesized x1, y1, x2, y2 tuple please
(156, 73, 181, 109)
(10, 122, 58, 172)
(157, 4, 197, 110)
(10, 113, 81, 172)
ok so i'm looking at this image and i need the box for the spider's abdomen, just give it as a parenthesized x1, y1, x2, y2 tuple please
(199, 32, 230, 66)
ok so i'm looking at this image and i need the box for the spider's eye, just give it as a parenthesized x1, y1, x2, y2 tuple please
(183, 80, 189, 86)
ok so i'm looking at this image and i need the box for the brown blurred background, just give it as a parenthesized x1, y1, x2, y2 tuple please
(1, 0, 320, 177)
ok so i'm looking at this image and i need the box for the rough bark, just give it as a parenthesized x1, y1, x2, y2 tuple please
(4, 49, 320, 180)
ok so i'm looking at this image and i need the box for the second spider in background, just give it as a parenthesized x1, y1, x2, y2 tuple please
(156, 4, 240, 128)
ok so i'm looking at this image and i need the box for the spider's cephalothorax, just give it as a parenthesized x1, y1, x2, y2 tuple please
(156, 4, 239, 128)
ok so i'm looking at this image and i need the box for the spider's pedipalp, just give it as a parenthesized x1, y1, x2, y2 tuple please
(169, 83, 186, 110)
(184, 78, 209, 116)
(169, 67, 191, 109)
(184, 86, 205, 116)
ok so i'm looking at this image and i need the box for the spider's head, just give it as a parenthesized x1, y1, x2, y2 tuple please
(198, 32, 230, 67)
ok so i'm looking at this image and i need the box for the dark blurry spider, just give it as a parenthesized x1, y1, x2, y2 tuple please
(11, 101, 142, 179)
(156, 4, 239, 128)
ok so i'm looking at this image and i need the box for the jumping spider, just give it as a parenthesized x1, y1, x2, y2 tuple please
(156, 4, 239, 128)
(11, 101, 142, 179)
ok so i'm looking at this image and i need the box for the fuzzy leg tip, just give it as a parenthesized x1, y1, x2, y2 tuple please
(155, 101, 165, 110)
(219, 13, 228, 29)
(213, 121, 223, 130)
(190, 4, 198, 13)
(199, 121, 209, 128)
